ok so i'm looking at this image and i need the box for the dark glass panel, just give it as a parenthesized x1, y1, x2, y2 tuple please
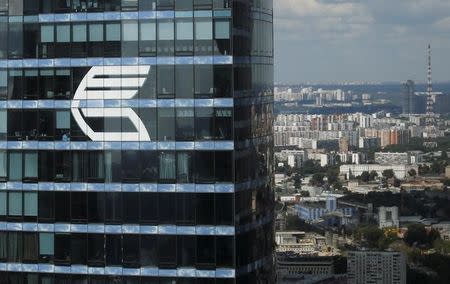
(175, 65, 193, 99)
(54, 192, 70, 222)
(140, 235, 157, 266)
(123, 235, 139, 267)
(215, 193, 233, 225)
(177, 235, 195, 267)
(158, 235, 176, 267)
(158, 193, 175, 224)
(140, 192, 158, 223)
(196, 193, 214, 225)
(105, 192, 122, 223)
(123, 193, 139, 223)
(175, 108, 194, 141)
(88, 234, 105, 265)
(88, 192, 105, 223)
(176, 193, 195, 225)
(54, 233, 70, 263)
(141, 151, 158, 182)
(215, 151, 232, 182)
(197, 236, 215, 267)
(216, 236, 233, 267)
(195, 108, 214, 140)
(38, 191, 54, 221)
(194, 151, 214, 183)
(71, 234, 87, 264)
(71, 192, 87, 222)
(105, 235, 122, 266)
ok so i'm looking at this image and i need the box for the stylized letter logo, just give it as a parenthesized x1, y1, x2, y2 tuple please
(71, 65, 151, 141)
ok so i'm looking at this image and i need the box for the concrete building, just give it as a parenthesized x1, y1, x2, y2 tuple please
(359, 137, 381, 149)
(347, 251, 407, 284)
(446, 166, 450, 178)
(378, 206, 400, 229)
(402, 80, 417, 114)
(277, 253, 335, 281)
(339, 137, 349, 152)
(375, 152, 409, 165)
(340, 164, 418, 179)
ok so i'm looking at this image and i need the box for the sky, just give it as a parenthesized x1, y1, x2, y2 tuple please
(274, 0, 450, 84)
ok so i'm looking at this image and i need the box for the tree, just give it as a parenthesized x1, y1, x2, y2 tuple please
(393, 179, 401, 187)
(404, 224, 428, 246)
(310, 173, 325, 186)
(355, 225, 383, 248)
(369, 170, 378, 181)
(360, 171, 370, 183)
(382, 169, 395, 179)
(299, 191, 310, 197)
(419, 164, 430, 175)
(408, 168, 417, 178)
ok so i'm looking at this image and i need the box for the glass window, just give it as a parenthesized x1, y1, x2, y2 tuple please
(194, 151, 214, 183)
(89, 23, 103, 41)
(140, 0, 156, 10)
(158, 235, 176, 266)
(140, 235, 157, 266)
(141, 151, 158, 182)
(122, 151, 140, 181)
(55, 191, 70, 222)
(23, 233, 38, 261)
(215, 20, 229, 39)
(122, 21, 138, 41)
(197, 236, 215, 266)
(24, 152, 38, 179)
(73, 24, 87, 42)
(39, 233, 54, 256)
(56, 25, 70, 43)
(215, 151, 232, 182)
(8, 232, 22, 262)
(56, 111, 70, 129)
(71, 192, 87, 221)
(195, 19, 212, 40)
(38, 191, 54, 221)
(159, 152, 175, 181)
(24, 192, 37, 216)
(106, 23, 121, 41)
(122, 0, 138, 10)
(215, 108, 232, 139)
(88, 192, 105, 223)
(55, 233, 71, 262)
(157, 65, 174, 97)
(177, 235, 195, 267)
(176, 108, 194, 141)
(140, 192, 158, 223)
(215, 193, 232, 225)
(105, 192, 122, 223)
(216, 236, 233, 267)
(0, 192, 6, 215)
(175, 65, 193, 99)
(106, 234, 122, 266)
(71, 234, 87, 264)
(157, 108, 175, 141)
(158, 21, 174, 41)
(123, 193, 139, 223)
(0, 151, 6, 178)
(175, 0, 192, 10)
(88, 234, 104, 264)
(176, 193, 195, 224)
(176, 20, 193, 40)
(9, 152, 23, 181)
(195, 65, 213, 96)
(195, 108, 214, 140)
(140, 21, 156, 41)
(0, 232, 5, 260)
(8, 192, 22, 216)
(196, 193, 214, 224)
(123, 235, 139, 267)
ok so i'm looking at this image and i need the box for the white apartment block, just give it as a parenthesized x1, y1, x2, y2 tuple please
(347, 251, 406, 284)
(340, 164, 418, 179)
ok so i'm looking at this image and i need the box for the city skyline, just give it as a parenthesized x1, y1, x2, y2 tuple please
(275, 0, 450, 84)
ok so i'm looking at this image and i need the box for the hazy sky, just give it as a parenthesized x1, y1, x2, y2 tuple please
(274, 0, 450, 84)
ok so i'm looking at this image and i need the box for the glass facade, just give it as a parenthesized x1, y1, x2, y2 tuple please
(0, 0, 273, 283)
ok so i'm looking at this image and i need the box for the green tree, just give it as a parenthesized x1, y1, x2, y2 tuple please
(408, 169, 417, 178)
(310, 173, 325, 186)
(404, 224, 428, 246)
(369, 170, 378, 181)
(382, 169, 395, 179)
(419, 164, 430, 175)
(360, 171, 370, 182)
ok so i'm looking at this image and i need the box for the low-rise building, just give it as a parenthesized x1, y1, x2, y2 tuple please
(340, 164, 418, 179)
(277, 252, 335, 281)
(378, 206, 400, 229)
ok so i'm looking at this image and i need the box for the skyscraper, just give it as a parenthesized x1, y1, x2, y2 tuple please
(0, 0, 274, 283)
(402, 80, 416, 114)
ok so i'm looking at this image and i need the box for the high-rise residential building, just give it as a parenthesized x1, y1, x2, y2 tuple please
(0, 0, 274, 283)
(402, 80, 416, 114)
(347, 251, 406, 284)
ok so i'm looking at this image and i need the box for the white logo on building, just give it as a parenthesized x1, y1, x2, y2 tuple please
(71, 65, 151, 141)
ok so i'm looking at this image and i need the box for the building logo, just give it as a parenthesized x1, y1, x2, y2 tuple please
(71, 65, 151, 141)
